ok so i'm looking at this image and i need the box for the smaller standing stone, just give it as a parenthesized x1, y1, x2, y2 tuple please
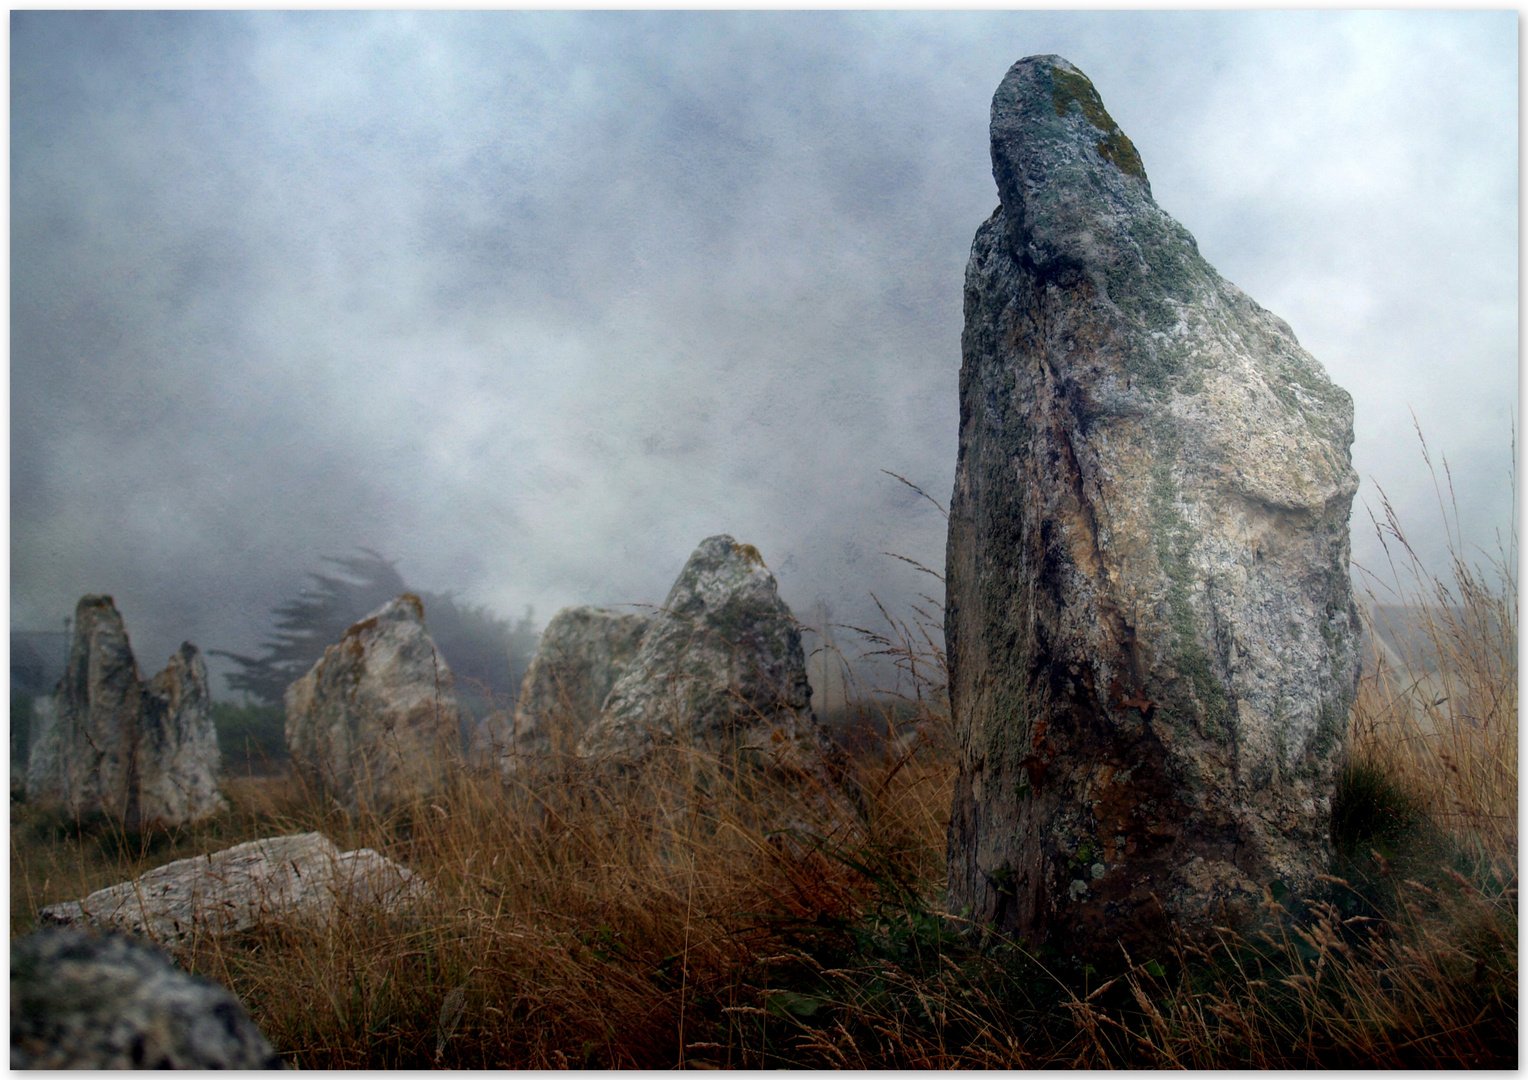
(23, 695, 63, 807)
(284, 594, 463, 812)
(49, 596, 143, 822)
(24, 597, 224, 828)
(137, 644, 228, 826)
(11, 927, 282, 1069)
(498, 606, 650, 772)
(579, 536, 850, 787)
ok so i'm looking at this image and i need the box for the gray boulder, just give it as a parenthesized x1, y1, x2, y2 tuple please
(579, 536, 846, 783)
(945, 56, 1360, 961)
(37, 831, 430, 944)
(284, 594, 463, 812)
(11, 927, 281, 1068)
(496, 605, 650, 772)
(24, 597, 224, 828)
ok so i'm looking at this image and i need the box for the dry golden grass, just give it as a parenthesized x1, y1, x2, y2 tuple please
(10, 437, 1516, 1067)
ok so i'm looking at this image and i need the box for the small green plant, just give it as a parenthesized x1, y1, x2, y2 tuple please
(1331, 756, 1422, 862)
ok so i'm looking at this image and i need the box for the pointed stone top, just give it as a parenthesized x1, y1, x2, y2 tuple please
(66, 594, 134, 673)
(663, 535, 776, 618)
(74, 595, 120, 619)
(348, 593, 426, 636)
(990, 56, 1172, 276)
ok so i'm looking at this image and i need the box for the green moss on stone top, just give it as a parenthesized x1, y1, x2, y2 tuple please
(1050, 65, 1148, 183)
(735, 542, 766, 570)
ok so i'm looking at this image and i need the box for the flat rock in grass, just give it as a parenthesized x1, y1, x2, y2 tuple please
(11, 926, 282, 1069)
(36, 832, 430, 945)
(945, 56, 1360, 963)
(497, 605, 651, 772)
(579, 536, 847, 782)
(284, 594, 464, 812)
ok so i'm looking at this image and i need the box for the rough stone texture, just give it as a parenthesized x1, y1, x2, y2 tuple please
(24, 596, 225, 828)
(34, 596, 142, 820)
(284, 594, 463, 812)
(945, 56, 1360, 962)
(579, 536, 847, 782)
(498, 606, 651, 771)
(37, 832, 430, 945)
(11, 927, 282, 1069)
(138, 643, 228, 825)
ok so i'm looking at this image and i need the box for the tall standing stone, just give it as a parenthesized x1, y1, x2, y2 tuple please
(946, 56, 1360, 961)
(498, 606, 650, 771)
(285, 594, 463, 812)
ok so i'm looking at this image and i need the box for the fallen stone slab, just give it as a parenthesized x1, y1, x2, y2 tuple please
(37, 832, 430, 945)
(11, 926, 282, 1068)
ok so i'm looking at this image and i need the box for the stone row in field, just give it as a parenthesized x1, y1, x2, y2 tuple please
(282, 534, 854, 813)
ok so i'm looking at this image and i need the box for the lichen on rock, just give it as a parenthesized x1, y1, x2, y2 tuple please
(946, 56, 1360, 963)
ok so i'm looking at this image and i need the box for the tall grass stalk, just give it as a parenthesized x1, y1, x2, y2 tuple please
(1352, 422, 1517, 868)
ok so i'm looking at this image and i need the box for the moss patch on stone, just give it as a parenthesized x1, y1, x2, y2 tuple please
(1050, 65, 1147, 183)
(735, 543, 766, 570)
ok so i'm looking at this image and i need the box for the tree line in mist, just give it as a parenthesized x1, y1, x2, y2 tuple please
(213, 550, 540, 720)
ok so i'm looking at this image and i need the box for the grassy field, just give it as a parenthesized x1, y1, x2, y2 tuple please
(10, 467, 1516, 1067)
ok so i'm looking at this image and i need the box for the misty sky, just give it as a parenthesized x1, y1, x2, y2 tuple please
(11, 11, 1518, 696)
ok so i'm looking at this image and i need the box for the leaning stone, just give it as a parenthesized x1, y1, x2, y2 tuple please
(945, 56, 1360, 963)
(137, 644, 228, 826)
(284, 594, 463, 812)
(11, 926, 281, 1068)
(499, 606, 650, 772)
(36, 832, 430, 945)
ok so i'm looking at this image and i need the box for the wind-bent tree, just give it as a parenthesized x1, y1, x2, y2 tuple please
(212, 551, 537, 715)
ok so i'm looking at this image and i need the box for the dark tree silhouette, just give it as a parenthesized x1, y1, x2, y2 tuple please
(212, 550, 537, 715)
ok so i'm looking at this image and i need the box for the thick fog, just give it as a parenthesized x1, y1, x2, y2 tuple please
(11, 11, 1517, 696)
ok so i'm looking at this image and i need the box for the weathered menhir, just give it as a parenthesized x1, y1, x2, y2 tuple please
(25, 595, 225, 829)
(946, 56, 1360, 962)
